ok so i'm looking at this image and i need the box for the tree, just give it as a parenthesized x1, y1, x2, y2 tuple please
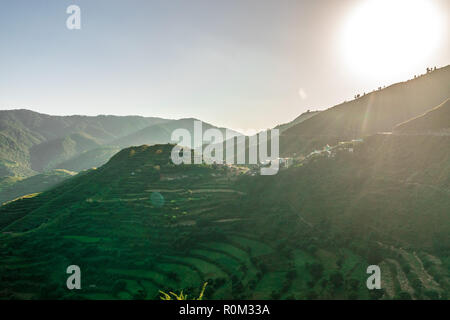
(112, 280, 127, 297)
(286, 270, 297, 280)
(348, 291, 359, 300)
(329, 272, 344, 289)
(424, 289, 439, 300)
(38, 282, 63, 299)
(369, 288, 385, 300)
(306, 290, 317, 300)
(396, 291, 412, 300)
(167, 271, 179, 282)
(270, 290, 281, 299)
(307, 262, 324, 280)
(133, 289, 147, 300)
(347, 278, 359, 291)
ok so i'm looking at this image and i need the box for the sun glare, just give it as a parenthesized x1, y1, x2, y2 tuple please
(340, 0, 443, 79)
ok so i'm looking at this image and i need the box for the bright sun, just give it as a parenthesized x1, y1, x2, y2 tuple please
(340, 0, 443, 79)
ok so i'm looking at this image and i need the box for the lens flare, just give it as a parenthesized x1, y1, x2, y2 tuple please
(340, 0, 443, 79)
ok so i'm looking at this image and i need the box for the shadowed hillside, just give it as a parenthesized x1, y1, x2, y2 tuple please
(0, 169, 76, 204)
(394, 99, 450, 134)
(281, 66, 450, 156)
(0, 110, 241, 180)
(111, 118, 242, 148)
(30, 133, 102, 172)
(52, 146, 121, 173)
(0, 138, 448, 300)
(274, 111, 321, 132)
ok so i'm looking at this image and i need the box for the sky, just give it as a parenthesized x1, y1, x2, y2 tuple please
(0, 0, 449, 133)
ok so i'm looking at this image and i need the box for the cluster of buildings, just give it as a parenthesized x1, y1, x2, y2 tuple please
(306, 139, 364, 160)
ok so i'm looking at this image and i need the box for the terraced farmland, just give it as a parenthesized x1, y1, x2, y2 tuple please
(0, 144, 448, 300)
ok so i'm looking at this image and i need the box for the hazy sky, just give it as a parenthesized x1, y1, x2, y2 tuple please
(0, 0, 449, 133)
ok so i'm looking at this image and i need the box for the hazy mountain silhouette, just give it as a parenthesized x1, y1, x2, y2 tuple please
(0, 110, 168, 177)
(111, 118, 242, 148)
(280, 65, 450, 156)
(0, 111, 239, 178)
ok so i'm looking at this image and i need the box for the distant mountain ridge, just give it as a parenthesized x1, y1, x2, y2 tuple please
(111, 118, 242, 148)
(0, 109, 168, 177)
(0, 110, 238, 178)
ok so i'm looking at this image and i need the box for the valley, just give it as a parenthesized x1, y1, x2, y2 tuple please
(0, 67, 449, 300)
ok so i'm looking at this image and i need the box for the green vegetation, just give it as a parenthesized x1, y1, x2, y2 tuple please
(0, 137, 448, 300)
(0, 68, 449, 300)
(53, 147, 121, 172)
(0, 109, 167, 178)
(0, 169, 76, 204)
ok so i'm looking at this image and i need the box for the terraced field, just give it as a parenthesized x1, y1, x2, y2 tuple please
(0, 144, 448, 300)
(0, 170, 367, 299)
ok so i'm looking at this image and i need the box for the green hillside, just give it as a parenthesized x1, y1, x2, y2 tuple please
(0, 111, 244, 203)
(111, 118, 242, 148)
(0, 110, 243, 180)
(0, 169, 76, 204)
(30, 133, 102, 172)
(0, 140, 448, 300)
(0, 110, 169, 178)
(53, 146, 121, 173)
(0, 69, 449, 301)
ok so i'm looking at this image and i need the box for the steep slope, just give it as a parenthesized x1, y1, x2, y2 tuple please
(274, 111, 320, 132)
(281, 66, 450, 156)
(0, 109, 169, 177)
(53, 146, 121, 172)
(29, 133, 102, 171)
(111, 118, 242, 148)
(0, 169, 76, 204)
(0, 145, 249, 299)
(0, 136, 448, 300)
(243, 134, 450, 246)
(394, 99, 450, 134)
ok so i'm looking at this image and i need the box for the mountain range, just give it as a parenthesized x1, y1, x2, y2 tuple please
(0, 111, 239, 178)
(0, 66, 449, 300)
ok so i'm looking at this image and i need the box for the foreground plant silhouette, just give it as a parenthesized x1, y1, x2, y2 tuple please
(159, 282, 208, 300)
